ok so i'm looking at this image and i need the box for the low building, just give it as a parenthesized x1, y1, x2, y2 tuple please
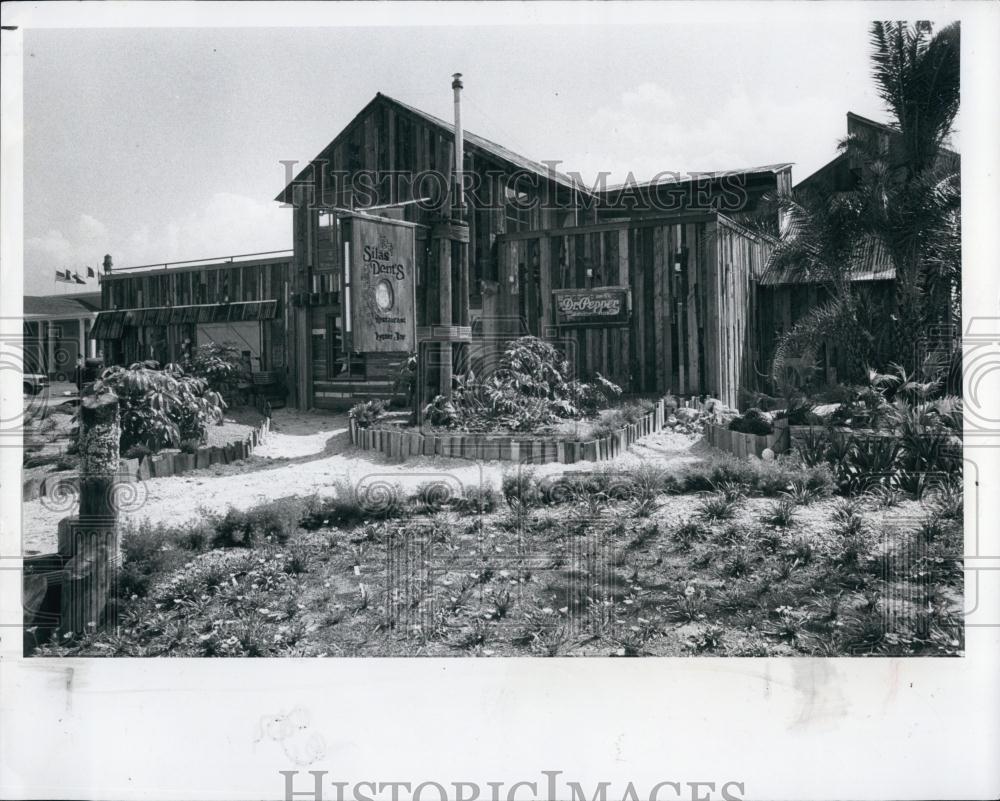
(92, 253, 293, 397)
(23, 292, 101, 381)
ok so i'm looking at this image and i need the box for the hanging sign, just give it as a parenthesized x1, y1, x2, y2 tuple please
(552, 286, 630, 327)
(349, 217, 417, 352)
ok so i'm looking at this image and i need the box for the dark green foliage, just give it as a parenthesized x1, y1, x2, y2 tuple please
(728, 408, 774, 435)
(763, 499, 798, 527)
(97, 361, 226, 452)
(430, 336, 622, 432)
(179, 438, 201, 454)
(695, 493, 738, 522)
(349, 399, 387, 428)
(211, 498, 303, 548)
(117, 519, 212, 598)
(502, 468, 542, 507)
(123, 443, 152, 461)
(300, 480, 404, 528)
(184, 342, 249, 397)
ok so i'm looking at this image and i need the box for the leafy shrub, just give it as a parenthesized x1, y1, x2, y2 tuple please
(591, 400, 656, 439)
(96, 361, 226, 452)
(680, 452, 833, 499)
(184, 342, 249, 397)
(300, 479, 404, 529)
(179, 438, 201, 454)
(453, 484, 499, 514)
(350, 399, 387, 428)
(210, 498, 304, 548)
(728, 408, 774, 435)
(124, 443, 152, 461)
(117, 519, 212, 597)
(440, 336, 623, 432)
(501, 468, 542, 507)
(775, 397, 821, 426)
(422, 394, 458, 427)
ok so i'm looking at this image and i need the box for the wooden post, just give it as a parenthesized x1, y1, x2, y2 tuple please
(58, 388, 120, 637)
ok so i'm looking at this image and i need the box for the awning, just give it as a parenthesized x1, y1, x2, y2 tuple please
(89, 311, 126, 339)
(89, 301, 278, 337)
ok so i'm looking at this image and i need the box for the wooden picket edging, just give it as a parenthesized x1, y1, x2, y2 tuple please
(349, 399, 668, 464)
(24, 415, 272, 501)
(705, 419, 789, 458)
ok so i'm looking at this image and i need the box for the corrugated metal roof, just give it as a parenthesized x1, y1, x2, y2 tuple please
(759, 234, 896, 286)
(276, 93, 590, 203)
(600, 163, 794, 194)
(23, 293, 102, 318)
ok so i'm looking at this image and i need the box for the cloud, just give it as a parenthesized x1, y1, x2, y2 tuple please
(24, 192, 289, 293)
(559, 81, 838, 186)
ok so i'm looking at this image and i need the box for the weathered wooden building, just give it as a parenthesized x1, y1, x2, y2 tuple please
(753, 112, 960, 390)
(92, 92, 829, 410)
(274, 93, 594, 409)
(274, 93, 790, 409)
(93, 253, 293, 375)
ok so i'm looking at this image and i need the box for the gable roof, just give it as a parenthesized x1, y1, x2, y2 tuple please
(24, 292, 102, 318)
(276, 93, 590, 204)
(795, 111, 960, 190)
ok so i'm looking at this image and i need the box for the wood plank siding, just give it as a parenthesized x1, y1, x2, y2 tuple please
(494, 213, 775, 408)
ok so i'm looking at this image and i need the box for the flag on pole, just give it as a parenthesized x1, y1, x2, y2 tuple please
(73, 272, 86, 284)
(86, 266, 95, 278)
(55, 269, 72, 283)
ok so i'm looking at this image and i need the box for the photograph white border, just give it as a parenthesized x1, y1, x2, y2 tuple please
(1, 3, 997, 800)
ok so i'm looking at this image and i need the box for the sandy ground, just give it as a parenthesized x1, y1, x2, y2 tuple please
(20, 408, 704, 554)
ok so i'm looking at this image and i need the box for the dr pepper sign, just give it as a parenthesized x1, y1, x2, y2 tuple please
(552, 286, 630, 327)
(349, 217, 417, 352)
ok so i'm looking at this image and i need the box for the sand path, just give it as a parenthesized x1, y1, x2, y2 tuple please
(21, 408, 703, 554)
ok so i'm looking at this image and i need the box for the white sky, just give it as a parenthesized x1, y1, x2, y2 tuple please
(20, 19, 962, 295)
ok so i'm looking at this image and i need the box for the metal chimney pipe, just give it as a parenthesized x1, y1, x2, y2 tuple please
(452, 72, 464, 217)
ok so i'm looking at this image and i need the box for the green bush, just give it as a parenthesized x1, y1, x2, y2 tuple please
(349, 399, 387, 428)
(117, 519, 212, 598)
(591, 400, 656, 439)
(501, 468, 542, 507)
(123, 443, 152, 461)
(728, 408, 774, 435)
(300, 479, 404, 528)
(437, 336, 623, 432)
(453, 484, 500, 513)
(96, 361, 226, 452)
(184, 342, 249, 397)
(179, 438, 201, 454)
(210, 498, 303, 548)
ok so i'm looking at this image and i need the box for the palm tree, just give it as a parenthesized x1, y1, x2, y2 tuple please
(769, 21, 960, 387)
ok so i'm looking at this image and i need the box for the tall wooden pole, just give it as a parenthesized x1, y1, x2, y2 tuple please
(58, 384, 121, 636)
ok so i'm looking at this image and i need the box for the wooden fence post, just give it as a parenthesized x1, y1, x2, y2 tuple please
(58, 388, 121, 637)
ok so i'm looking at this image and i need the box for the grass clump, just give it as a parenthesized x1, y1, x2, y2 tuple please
(695, 492, 739, 521)
(762, 498, 798, 528)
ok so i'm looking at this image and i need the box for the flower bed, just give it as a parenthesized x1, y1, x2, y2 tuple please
(350, 399, 667, 463)
(23, 416, 272, 502)
(704, 419, 789, 458)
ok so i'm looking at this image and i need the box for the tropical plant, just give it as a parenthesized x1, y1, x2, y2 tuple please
(184, 342, 249, 396)
(435, 336, 622, 432)
(97, 361, 226, 451)
(349, 399, 387, 428)
(768, 21, 960, 384)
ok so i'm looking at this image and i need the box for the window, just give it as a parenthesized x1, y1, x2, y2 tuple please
(505, 186, 532, 233)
